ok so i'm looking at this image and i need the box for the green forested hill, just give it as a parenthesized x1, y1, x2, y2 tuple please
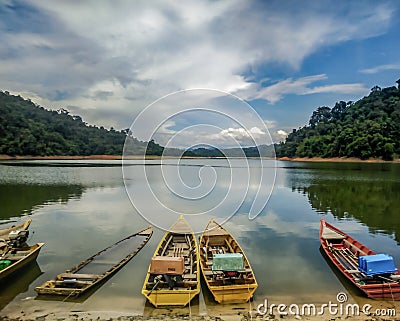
(276, 80, 400, 160)
(0, 91, 164, 156)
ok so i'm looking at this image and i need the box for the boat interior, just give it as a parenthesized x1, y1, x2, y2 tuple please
(199, 233, 255, 286)
(322, 224, 399, 284)
(146, 232, 198, 290)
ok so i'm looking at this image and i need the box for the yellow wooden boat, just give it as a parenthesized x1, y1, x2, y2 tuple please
(199, 219, 258, 303)
(142, 216, 200, 307)
(0, 218, 32, 240)
(35, 226, 152, 297)
(0, 242, 44, 281)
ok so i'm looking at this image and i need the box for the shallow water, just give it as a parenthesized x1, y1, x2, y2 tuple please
(0, 159, 399, 316)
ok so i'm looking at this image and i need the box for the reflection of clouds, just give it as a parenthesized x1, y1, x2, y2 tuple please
(230, 210, 320, 239)
(123, 159, 276, 232)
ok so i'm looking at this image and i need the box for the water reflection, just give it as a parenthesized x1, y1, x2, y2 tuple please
(0, 262, 42, 310)
(0, 184, 83, 219)
(285, 161, 400, 243)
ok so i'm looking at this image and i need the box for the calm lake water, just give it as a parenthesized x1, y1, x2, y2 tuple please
(0, 159, 400, 316)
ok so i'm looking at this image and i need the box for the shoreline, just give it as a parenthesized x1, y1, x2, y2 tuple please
(1, 309, 398, 321)
(0, 154, 399, 163)
(276, 156, 400, 163)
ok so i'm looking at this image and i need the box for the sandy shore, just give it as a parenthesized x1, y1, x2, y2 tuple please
(0, 310, 398, 321)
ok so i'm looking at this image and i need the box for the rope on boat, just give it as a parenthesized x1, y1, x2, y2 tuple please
(188, 287, 192, 321)
(378, 275, 396, 306)
(247, 283, 253, 320)
(148, 275, 162, 295)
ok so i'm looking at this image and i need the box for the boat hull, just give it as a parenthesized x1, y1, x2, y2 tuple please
(320, 218, 400, 300)
(199, 220, 258, 303)
(0, 243, 44, 281)
(208, 284, 257, 303)
(35, 226, 153, 297)
(143, 288, 199, 307)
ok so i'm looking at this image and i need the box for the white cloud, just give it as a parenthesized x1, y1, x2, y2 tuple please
(264, 119, 277, 129)
(242, 75, 368, 104)
(360, 64, 400, 74)
(276, 130, 289, 141)
(303, 83, 367, 95)
(220, 127, 266, 140)
(250, 74, 328, 103)
(0, 1, 395, 129)
(153, 125, 269, 149)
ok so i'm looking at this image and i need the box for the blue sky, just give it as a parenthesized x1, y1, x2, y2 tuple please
(1, 0, 400, 146)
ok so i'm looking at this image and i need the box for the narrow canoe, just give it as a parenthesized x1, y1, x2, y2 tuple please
(320, 218, 400, 300)
(142, 216, 200, 307)
(35, 226, 153, 297)
(0, 242, 44, 281)
(199, 219, 258, 303)
(0, 218, 32, 241)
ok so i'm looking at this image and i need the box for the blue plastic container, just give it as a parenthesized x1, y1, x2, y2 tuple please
(358, 254, 397, 276)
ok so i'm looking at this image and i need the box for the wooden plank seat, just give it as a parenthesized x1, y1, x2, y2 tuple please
(4, 255, 27, 261)
(59, 273, 101, 280)
(146, 280, 198, 288)
(55, 280, 92, 286)
(183, 273, 197, 280)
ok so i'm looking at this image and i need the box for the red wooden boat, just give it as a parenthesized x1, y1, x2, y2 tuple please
(320, 218, 400, 300)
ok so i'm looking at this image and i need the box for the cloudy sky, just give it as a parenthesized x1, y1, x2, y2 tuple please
(1, 1, 400, 146)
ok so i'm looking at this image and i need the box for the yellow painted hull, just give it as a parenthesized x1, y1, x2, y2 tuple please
(142, 288, 199, 307)
(208, 284, 258, 303)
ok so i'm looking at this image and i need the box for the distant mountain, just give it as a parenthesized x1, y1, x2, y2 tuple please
(275, 79, 400, 160)
(189, 144, 275, 158)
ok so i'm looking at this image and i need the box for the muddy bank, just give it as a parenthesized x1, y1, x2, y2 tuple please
(0, 311, 398, 321)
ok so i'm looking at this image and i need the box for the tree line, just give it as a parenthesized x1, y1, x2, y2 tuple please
(0, 91, 165, 156)
(276, 79, 400, 160)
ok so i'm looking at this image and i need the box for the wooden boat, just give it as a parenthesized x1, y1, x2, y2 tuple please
(142, 216, 200, 307)
(0, 242, 44, 281)
(199, 219, 258, 303)
(320, 218, 400, 300)
(0, 218, 32, 240)
(35, 226, 153, 297)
